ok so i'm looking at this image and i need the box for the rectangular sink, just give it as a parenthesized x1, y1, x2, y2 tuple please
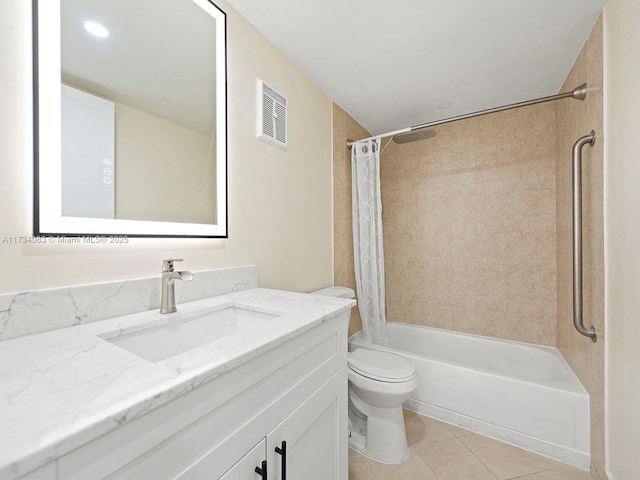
(103, 306, 280, 362)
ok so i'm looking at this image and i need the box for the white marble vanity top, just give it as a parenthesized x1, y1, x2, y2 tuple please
(0, 288, 355, 477)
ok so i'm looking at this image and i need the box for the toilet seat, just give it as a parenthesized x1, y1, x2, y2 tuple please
(348, 348, 417, 383)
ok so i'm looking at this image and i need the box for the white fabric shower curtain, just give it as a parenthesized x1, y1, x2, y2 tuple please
(351, 139, 388, 345)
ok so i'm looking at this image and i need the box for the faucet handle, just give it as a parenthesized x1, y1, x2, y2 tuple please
(162, 258, 183, 272)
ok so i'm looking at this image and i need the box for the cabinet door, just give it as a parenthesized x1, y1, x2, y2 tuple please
(219, 439, 266, 480)
(267, 369, 347, 480)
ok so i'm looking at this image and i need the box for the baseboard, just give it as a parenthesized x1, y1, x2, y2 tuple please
(404, 398, 591, 471)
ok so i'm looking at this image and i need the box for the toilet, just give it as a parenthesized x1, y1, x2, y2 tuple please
(311, 286, 419, 464)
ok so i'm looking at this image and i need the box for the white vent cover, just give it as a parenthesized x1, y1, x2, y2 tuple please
(257, 79, 287, 150)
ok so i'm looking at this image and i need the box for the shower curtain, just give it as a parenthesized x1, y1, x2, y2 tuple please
(351, 139, 388, 345)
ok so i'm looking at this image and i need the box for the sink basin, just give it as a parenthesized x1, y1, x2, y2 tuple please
(103, 306, 279, 362)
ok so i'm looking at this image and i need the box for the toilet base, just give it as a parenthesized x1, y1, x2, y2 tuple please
(348, 405, 410, 464)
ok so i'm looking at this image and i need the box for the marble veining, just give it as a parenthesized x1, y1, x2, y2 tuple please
(0, 266, 258, 341)
(0, 287, 355, 477)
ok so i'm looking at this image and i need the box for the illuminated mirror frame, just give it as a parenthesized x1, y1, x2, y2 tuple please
(32, 0, 228, 237)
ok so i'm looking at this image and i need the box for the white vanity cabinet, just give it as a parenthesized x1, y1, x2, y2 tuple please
(266, 369, 347, 480)
(218, 440, 266, 480)
(19, 311, 349, 480)
(181, 370, 346, 480)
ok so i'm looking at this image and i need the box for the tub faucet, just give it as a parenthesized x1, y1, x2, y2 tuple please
(160, 258, 194, 314)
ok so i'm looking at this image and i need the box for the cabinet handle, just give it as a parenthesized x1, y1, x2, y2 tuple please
(255, 460, 267, 480)
(275, 441, 286, 480)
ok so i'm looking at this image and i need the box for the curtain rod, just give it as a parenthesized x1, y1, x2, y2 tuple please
(346, 83, 588, 149)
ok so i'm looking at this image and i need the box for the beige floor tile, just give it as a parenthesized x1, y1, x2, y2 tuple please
(460, 434, 552, 479)
(442, 422, 475, 438)
(369, 446, 438, 480)
(527, 453, 568, 471)
(551, 465, 602, 480)
(348, 447, 361, 458)
(349, 452, 377, 480)
(515, 471, 566, 480)
(414, 438, 498, 480)
(351, 410, 596, 480)
(404, 410, 456, 446)
(515, 465, 599, 480)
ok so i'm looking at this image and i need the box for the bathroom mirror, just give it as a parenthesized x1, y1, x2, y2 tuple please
(33, 0, 227, 237)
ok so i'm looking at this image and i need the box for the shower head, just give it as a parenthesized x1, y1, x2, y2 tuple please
(392, 129, 437, 144)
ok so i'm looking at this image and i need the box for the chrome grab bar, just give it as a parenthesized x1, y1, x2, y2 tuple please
(572, 130, 597, 342)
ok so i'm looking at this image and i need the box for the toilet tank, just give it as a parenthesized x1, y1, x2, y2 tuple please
(310, 286, 355, 299)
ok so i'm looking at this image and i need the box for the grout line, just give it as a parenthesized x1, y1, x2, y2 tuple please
(457, 436, 501, 480)
(406, 413, 569, 480)
(410, 438, 453, 480)
(408, 445, 439, 479)
(458, 435, 563, 480)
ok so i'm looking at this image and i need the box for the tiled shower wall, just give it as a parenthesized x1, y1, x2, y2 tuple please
(332, 104, 370, 336)
(379, 104, 558, 346)
(555, 16, 605, 479)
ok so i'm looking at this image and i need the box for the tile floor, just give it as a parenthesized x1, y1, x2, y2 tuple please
(349, 411, 602, 480)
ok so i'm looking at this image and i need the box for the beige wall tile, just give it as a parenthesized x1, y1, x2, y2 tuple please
(378, 103, 557, 345)
(555, 15, 605, 477)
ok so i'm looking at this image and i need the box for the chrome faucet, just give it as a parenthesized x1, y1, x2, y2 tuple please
(160, 258, 194, 314)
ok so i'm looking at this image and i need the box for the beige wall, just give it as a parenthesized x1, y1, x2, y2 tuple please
(555, 17, 606, 479)
(332, 105, 371, 336)
(379, 104, 557, 345)
(0, 0, 332, 294)
(603, 1, 640, 478)
(114, 103, 216, 224)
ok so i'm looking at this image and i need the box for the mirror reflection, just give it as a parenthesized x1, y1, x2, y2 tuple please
(54, 0, 224, 229)
(33, 0, 227, 238)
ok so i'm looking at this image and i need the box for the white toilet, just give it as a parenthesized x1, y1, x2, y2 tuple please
(311, 286, 419, 464)
(347, 348, 418, 463)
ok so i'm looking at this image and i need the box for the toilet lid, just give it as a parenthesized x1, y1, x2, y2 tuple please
(348, 348, 417, 382)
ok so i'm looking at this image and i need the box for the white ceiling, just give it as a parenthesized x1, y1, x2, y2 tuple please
(61, 0, 217, 135)
(225, 0, 605, 135)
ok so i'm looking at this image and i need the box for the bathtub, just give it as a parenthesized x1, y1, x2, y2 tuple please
(349, 322, 590, 470)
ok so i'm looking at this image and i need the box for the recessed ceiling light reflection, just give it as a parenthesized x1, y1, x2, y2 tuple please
(84, 21, 109, 39)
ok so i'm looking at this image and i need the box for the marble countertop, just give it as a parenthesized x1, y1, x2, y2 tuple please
(0, 288, 355, 477)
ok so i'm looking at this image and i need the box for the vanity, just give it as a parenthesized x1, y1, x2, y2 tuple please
(0, 287, 354, 479)
(6, 0, 355, 474)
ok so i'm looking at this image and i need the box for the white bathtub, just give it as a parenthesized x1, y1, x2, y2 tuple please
(349, 322, 590, 469)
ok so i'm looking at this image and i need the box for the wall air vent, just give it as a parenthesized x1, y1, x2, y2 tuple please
(257, 79, 287, 150)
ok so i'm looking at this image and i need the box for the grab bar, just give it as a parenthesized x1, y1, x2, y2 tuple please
(572, 130, 597, 342)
